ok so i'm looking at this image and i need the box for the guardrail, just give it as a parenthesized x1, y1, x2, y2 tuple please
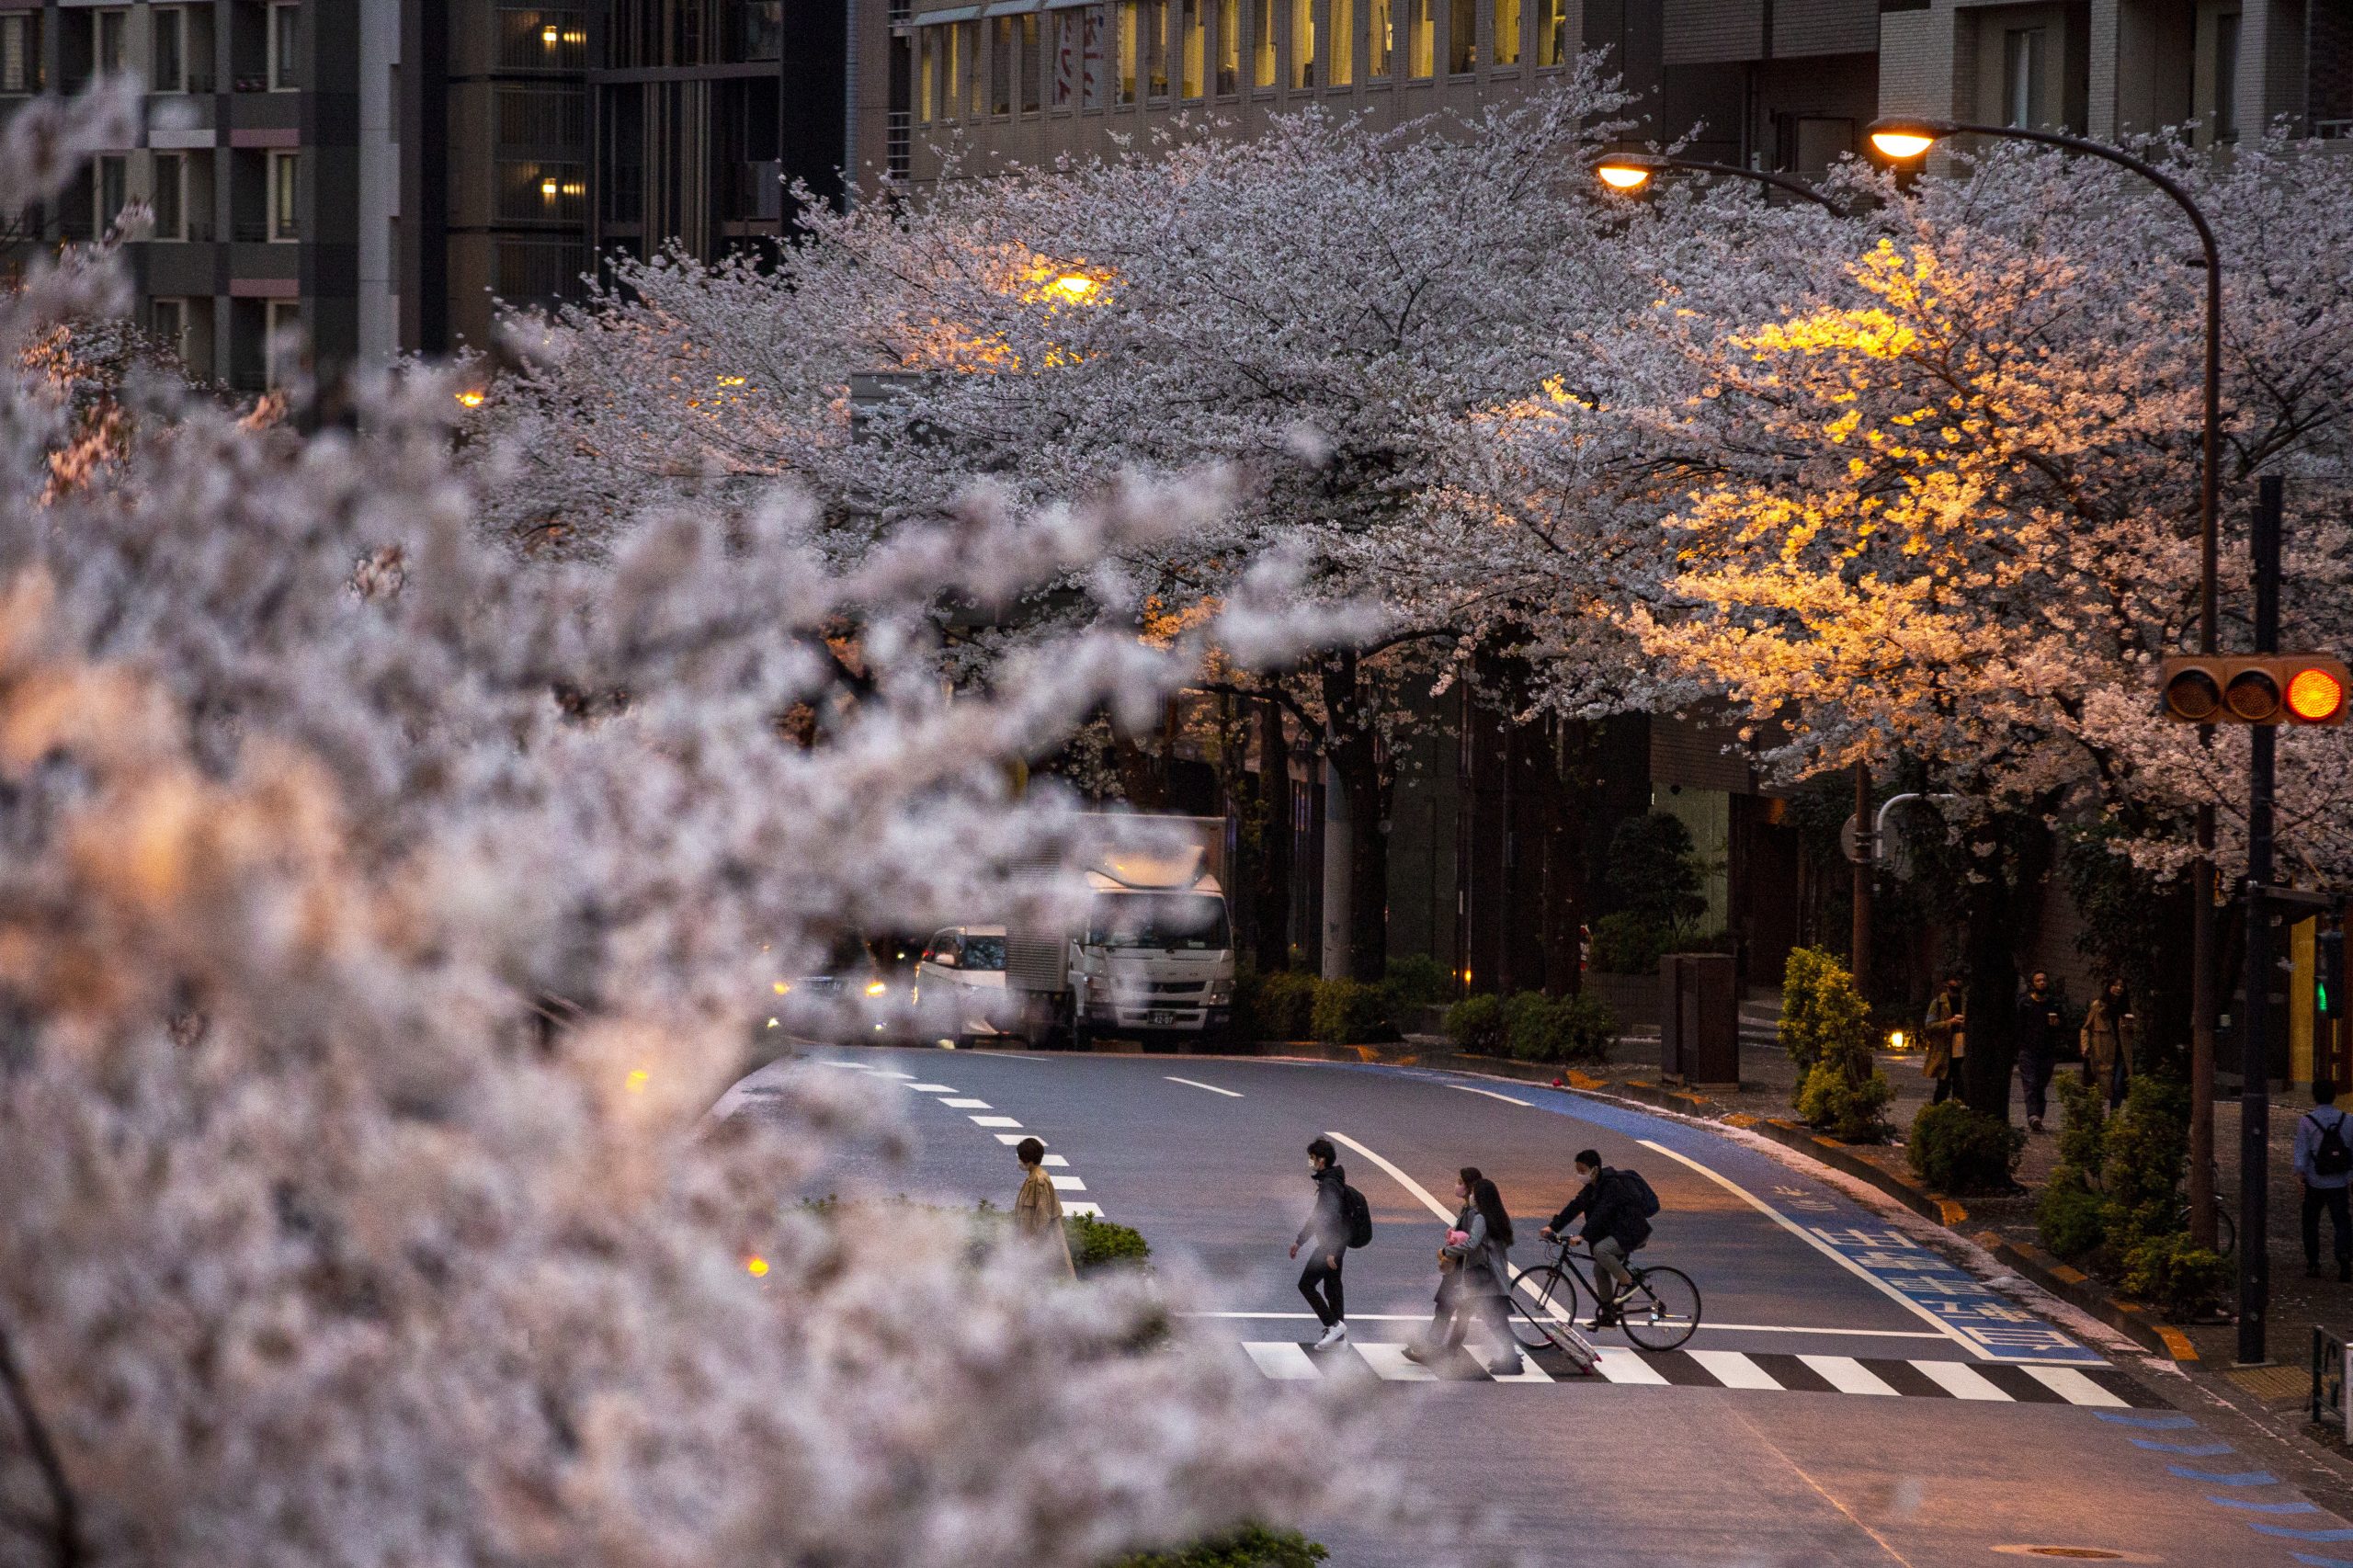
(2313, 1324, 2347, 1428)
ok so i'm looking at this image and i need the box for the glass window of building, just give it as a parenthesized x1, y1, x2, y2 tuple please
(733, 1, 782, 61)
(919, 30, 935, 121)
(1147, 0, 1167, 97)
(1534, 0, 1563, 63)
(1216, 0, 1238, 90)
(2000, 27, 2042, 127)
(993, 17, 1014, 113)
(1177, 1, 1202, 96)
(1289, 0, 1313, 85)
(152, 151, 184, 238)
(1, 13, 41, 94)
(269, 2, 299, 90)
(1369, 0, 1391, 76)
(1448, 0, 1473, 72)
(151, 298, 186, 357)
(2212, 11, 2240, 141)
(265, 299, 301, 387)
(1493, 0, 1518, 63)
(946, 22, 963, 115)
(96, 154, 126, 233)
(153, 8, 185, 91)
(269, 150, 300, 240)
(1118, 1, 1139, 102)
(96, 9, 128, 74)
(1330, 0, 1353, 83)
(1252, 0, 1275, 85)
(1021, 16, 1041, 110)
(1405, 0, 1433, 75)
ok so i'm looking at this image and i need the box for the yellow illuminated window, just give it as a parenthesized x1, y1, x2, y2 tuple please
(946, 23, 962, 114)
(1217, 0, 1239, 90)
(1536, 0, 1563, 63)
(1406, 0, 1433, 76)
(1290, 0, 1313, 85)
(1493, 0, 1518, 63)
(1181, 0, 1204, 96)
(1331, 0, 1353, 82)
(1449, 0, 1473, 72)
(1119, 1, 1139, 102)
(919, 32, 935, 120)
(1253, 0, 1276, 86)
(1148, 0, 1167, 96)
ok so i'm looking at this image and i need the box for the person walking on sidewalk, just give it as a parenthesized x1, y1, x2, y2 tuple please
(2018, 971, 2065, 1132)
(1924, 976, 1966, 1106)
(1013, 1136, 1074, 1278)
(2297, 1079, 2353, 1282)
(1543, 1149, 1654, 1329)
(2080, 978, 2138, 1112)
(1406, 1168, 1521, 1376)
(1290, 1138, 1351, 1349)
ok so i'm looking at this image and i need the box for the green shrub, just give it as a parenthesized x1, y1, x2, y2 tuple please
(1108, 1526, 1330, 1568)
(1779, 946, 1872, 1077)
(1606, 812, 1708, 929)
(1310, 977, 1392, 1044)
(1241, 970, 1317, 1041)
(2053, 1075, 2109, 1176)
(2120, 1231, 2229, 1321)
(1495, 990, 1617, 1063)
(1065, 1213, 1152, 1275)
(1906, 1101, 2026, 1194)
(1795, 1057, 1895, 1142)
(2036, 1172, 2108, 1259)
(1383, 953, 1451, 1010)
(1444, 993, 1506, 1054)
(1587, 911, 1670, 975)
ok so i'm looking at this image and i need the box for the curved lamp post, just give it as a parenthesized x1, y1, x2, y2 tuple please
(1594, 153, 1849, 216)
(1867, 116, 2241, 1349)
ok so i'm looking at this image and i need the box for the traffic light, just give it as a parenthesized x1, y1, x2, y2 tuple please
(2158, 654, 2351, 724)
(2323, 925, 2347, 1023)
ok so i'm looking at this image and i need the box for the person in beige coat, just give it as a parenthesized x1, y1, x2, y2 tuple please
(1013, 1136, 1075, 1278)
(2080, 978, 2139, 1111)
(1923, 976, 1966, 1106)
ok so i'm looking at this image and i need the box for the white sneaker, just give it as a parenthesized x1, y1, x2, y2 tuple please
(1313, 1322, 1348, 1350)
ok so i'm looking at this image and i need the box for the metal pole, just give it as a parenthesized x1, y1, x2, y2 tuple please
(1852, 761, 1872, 988)
(2239, 474, 2282, 1365)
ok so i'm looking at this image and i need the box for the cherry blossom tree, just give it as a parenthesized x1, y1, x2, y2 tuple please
(0, 86, 1414, 1568)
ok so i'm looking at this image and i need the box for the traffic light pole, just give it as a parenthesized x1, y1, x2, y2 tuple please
(1853, 762, 1872, 989)
(2239, 474, 2283, 1365)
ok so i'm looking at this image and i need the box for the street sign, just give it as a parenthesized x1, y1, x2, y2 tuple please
(1839, 814, 1871, 866)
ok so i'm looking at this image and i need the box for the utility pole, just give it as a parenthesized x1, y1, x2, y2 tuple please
(1852, 761, 1872, 987)
(2239, 475, 2283, 1365)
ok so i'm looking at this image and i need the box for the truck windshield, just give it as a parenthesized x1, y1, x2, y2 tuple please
(1086, 892, 1231, 950)
(961, 935, 1007, 971)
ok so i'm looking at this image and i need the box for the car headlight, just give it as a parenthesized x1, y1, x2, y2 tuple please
(1207, 980, 1233, 1004)
(865, 981, 888, 997)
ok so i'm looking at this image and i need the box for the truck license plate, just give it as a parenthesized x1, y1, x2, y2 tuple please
(1150, 1010, 1175, 1027)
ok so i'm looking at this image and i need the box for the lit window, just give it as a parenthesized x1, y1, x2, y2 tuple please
(1118, 1, 1138, 103)
(1147, 0, 1167, 98)
(918, 31, 934, 121)
(1535, 0, 1563, 64)
(1449, 0, 1473, 72)
(1331, 0, 1353, 83)
(1405, 0, 1433, 76)
(0, 14, 38, 95)
(1179, 0, 1202, 97)
(1370, 0, 1392, 75)
(269, 151, 300, 240)
(269, 2, 299, 90)
(1493, 0, 1518, 64)
(1216, 0, 1238, 92)
(1253, 0, 1275, 85)
(1290, 0, 1313, 85)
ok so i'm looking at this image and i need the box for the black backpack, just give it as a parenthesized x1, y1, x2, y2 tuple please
(1615, 1168, 1663, 1219)
(1340, 1182, 1374, 1248)
(2314, 1111, 2353, 1178)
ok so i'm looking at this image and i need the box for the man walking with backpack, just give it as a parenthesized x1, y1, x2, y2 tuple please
(1291, 1137, 1370, 1348)
(2298, 1079, 2353, 1282)
(1541, 1149, 1656, 1329)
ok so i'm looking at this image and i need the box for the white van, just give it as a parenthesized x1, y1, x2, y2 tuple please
(912, 926, 1014, 1047)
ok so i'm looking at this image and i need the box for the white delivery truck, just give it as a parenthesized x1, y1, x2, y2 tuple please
(1007, 813, 1237, 1049)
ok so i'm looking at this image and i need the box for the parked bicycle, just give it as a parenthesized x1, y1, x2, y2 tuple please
(1509, 1237, 1702, 1353)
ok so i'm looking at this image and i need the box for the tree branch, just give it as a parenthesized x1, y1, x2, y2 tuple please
(0, 1318, 80, 1568)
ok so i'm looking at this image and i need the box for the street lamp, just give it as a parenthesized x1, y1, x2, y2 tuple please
(1593, 153, 1849, 216)
(1868, 114, 2243, 1351)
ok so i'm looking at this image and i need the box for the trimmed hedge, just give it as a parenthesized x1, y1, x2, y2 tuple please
(1065, 1213, 1152, 1275)
(1311, 977, 1392, 1044)
(1906, 1101, 2025, 1194)
(1109, 1527, 1329, 1568)
(1445, 989, 1614, 1063)
(1442, 993, 1506, 1054)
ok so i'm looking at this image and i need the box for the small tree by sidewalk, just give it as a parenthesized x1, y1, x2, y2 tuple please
(2036, 1075, 2228, 1320)
(1780, 947, 1894, 1142)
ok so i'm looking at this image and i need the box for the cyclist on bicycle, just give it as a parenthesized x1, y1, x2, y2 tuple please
(1540, 1149, 1653, 1329)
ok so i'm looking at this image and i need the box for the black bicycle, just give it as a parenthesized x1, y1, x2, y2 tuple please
(1509, 1238, 1701, 1353)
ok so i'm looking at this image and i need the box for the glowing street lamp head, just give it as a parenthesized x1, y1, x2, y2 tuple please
(1867, 121, 1943, 162)
(1596, 160, 1654, 192)
(1049, 272, 1098, 302)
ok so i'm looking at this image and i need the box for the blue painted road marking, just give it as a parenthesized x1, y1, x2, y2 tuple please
(2208, 1496, 2321, 1514)
(2095, 1411, 2198, 1429)
(2165, 1466, 2277, 1485)
(2256, 1525, 2353, 1542)
(2130, 1438, 2235, 1455)
(2292, 1554, 2353, 1566)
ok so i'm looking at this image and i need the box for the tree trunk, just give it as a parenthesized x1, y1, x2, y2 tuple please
(1254, 697, 1292, 973)
(1322, 653, 1389, 984)
(1960, 822, 2034, 1122)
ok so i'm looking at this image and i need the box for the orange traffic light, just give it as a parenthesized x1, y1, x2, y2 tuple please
(2159, 654, 2352, 725)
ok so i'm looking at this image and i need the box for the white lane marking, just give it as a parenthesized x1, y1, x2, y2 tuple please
(993, 1133, 1034, 1145)
(1486, 1353, 1554, 1384)
(1244, 1343, 1321, 1381)
(1041, 1153, 1069, 1168)
(907, 1083, 957, 1092)
(940, 1097, 993, 1108)
(1592, 1347, 1670, 1386)
(1449, 1085, 1533, 1108)
(1799, 1356, 1900, 1396)
(1049, 1174, 1087, 1192)
(1321, 1131, 1454, 1222)
(1912, 1360, 2012, 1402)
(1636, 1138, 1985, 1358)
(871, 1071, 916, 1079)
(1063, 1201, 1103, 1217)
(971, 1115, 1022, 1128)
(1689, 1350, 1782, 1391)
(1352, 1343, 1441, 1382)
(1165, 1075, 1243, 1097)
(1183, 1312, 1943, 1339)
(2025, 1366, 2128, 1407)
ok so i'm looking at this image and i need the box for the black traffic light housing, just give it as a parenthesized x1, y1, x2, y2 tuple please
(2159, 654, 2351, 724)
(2323, 924, 2347, 1023)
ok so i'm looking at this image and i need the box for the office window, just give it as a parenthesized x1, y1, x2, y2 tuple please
(963, 22, 982, 113)
(1330, 0, 1352, 83)
(2213, 11, 2240, 141)
(1216, 0, 1238, 90)
(496, 159, 585, 222)
(945, 22, 962, 114)
(992, 17, 1013, 113)
(1370, 0, 1391, 75)
(1051, 14, 1075, 105)
(153, 151, 184, 238)
(496, 9, 589, 70)
(153, 8, 186, 91)
(1449, 0, 1473, 71)
(0, 14, 40, 93)
(1493, 0, 1518, 63)
(1179, 0, 1203, 96)
(1118, 1, 1138, 102)
(1147, 0, 1167, 97)
(2001, 28, 2043, 128)
(96, 155, 127, 233)
(269, 150, 299, 239)
(1022, 16, 1040, 110)
(732, 1, 782, 61)
(151, 298, 186, 357)
(96, 9, 128, 74)
(1535, 0, 1563, 63)
(1405, 0, 1433, 76)
(1289, 0, 1313, 85)
(918, 31, 934, 120)
(1253, 0, 1275, 85)
(265, 299, 301, 387)
(269, 2, 299, 90)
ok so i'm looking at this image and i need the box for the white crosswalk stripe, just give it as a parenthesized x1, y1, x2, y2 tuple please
(1687, 1350, 1781, 1391)
(1350, 1343, 1440, 1382)
(1913, 1360, 2012, 1401)
(1592, 1347, 1670, 1385)
(2025, 1366, 2129, 1408)
(1244, 1343, 1321, 1381)
(1800, 1356, 1900, 1397)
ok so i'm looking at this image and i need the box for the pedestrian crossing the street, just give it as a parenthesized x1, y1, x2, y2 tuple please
(1234, 1340, 2168, 1408)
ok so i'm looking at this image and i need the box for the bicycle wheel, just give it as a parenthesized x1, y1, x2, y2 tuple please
(1620, 1266, 1701, 1351)
(1509, 1267, 1583, 1350)
(2216, 1206, 2237, 1258)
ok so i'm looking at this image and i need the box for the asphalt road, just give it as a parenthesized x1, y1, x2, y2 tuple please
(724, 1047, 2350, 1568)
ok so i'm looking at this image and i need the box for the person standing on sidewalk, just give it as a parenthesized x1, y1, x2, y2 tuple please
(1013, 1136, 1074, 1278)
(2297, 1079, 2353, 1282)
(1290, 1138, 1351, 1349)
(1924, 976, 1966, 1106)
(2017, 971, 2064, 1133)
(2080, 978, 2137, 1112)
